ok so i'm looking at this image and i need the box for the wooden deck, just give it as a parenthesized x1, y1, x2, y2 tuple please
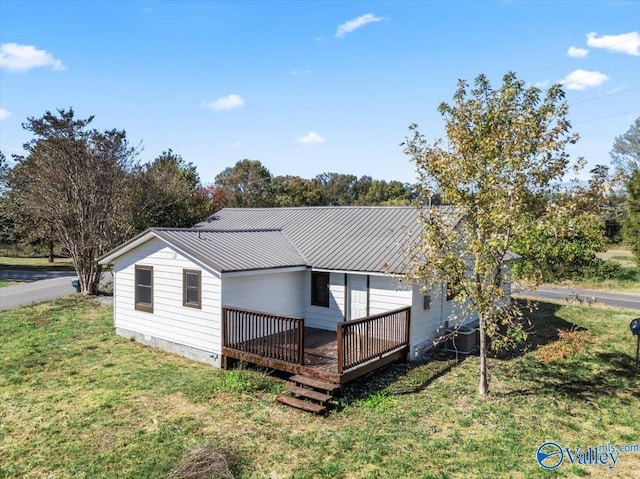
(222, 306, 411, 386)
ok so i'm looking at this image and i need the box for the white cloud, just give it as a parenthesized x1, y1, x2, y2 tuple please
(560, 69, 609, 90)
(202, 94, 245, 111)
(335, 13, 384, 38)
(296, 131, 325, 145)
(533, 80, 549, 89)
(0, 108, 11, 120)
(0, 43, 65, 72)
(567, 46, 589, 58)
(586, 32, 640, 56)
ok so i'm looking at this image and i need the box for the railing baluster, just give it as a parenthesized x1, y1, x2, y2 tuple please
(337, 306, 411, 371)
(221, 306, 304, 366)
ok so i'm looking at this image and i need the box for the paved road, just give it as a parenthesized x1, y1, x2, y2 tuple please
(0, 271, 113, 311)
(0, 276, 77, 311)
(0, 269, 76, 281)
(513, 284, 640, 312)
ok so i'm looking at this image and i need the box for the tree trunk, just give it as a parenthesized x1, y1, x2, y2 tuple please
(479, 313, 489, 396)
(71, 252, 101, 295)
(48, 240, 54, 263)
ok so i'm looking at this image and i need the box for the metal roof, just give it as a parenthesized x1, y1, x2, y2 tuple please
(99, 206, 462, 274)
(153, 229, 307, 273)
(193, 206, 462, 274)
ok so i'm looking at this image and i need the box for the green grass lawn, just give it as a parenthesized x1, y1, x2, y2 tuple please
(1, 297, 639, 478)
(0, 255, 74, 270)
(0, 280, 17, 288)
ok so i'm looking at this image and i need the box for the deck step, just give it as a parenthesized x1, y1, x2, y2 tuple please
(275, 395, 327, 414)
(284, 384, 332, 403)
(290, 375, 340, 393)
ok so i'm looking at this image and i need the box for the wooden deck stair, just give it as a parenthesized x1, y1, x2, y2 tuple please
(275, 374, 341, 414)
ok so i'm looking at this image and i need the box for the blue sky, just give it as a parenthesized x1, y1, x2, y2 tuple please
(1, 1, 639, 185)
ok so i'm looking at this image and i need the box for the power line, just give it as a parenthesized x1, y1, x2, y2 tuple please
(560, 60, 640, 89)
(570, 86, 640, 106)
(574, 109, 640, 125)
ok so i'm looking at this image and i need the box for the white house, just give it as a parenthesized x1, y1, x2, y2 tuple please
(99, 206, 482, 386)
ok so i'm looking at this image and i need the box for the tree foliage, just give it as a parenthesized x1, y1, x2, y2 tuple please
(403, 72, 580, 395)
(0, 151, 8, 194)
(270, 175, 323, 207)
(610, 117, 640, 176)
(511, 165, 612, 282)
(610, 118, 640, 263)
(622, 171, 640, 264)
(10, 109, 137, 294)
(211, 159, 415, 209)
(214, 159, 274, 208)
(132, 149, 210, 231)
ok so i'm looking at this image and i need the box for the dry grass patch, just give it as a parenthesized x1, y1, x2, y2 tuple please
(166, 445, 235, 479)
(534, 328, 592, 364)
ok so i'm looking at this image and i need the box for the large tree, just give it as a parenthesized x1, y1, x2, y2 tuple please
(622, 171, 640, 263)
(271, 175, 323, 207)
(132, 149, 209, 231)
(610, 117, 640, 176)
(610, 118, 640, 263)
(11, 109, 137, 294)
(403, 72, 580, 395)
(214, 159, 273, 207)
(313, 172, 358, 205)
(0, 151, 8, 193)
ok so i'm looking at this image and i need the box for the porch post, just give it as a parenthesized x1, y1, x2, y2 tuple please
(222, 307, 228, 347)
(298, 319, 305, 365)
(337, 323, 344, 374)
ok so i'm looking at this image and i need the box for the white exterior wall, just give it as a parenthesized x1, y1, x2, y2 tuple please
(221, 270, 306, 317)
(368, 275, 412, 314)
(303, 271, 346, 330)
(113, 237, 222, 366)
(409, 283, 448, 357)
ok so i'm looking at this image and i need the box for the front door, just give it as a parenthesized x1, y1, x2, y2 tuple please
(348, 274, 368, 320)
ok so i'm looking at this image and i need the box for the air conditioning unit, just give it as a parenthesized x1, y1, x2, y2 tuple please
(443, 326, 478, 355)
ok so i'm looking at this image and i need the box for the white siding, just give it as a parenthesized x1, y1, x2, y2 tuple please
(368, 275, 412, 314)
(409, 283, 448, 353)
(113, 237, 222, 361)
(221, 270, 306, 317)
(303, 271, 346, 330)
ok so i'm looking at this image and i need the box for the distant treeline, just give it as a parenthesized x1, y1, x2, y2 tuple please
(212, 159, 416, 209)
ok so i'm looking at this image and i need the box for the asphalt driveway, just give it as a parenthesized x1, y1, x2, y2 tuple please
(0, 270, 113, 311)
(0, 269, 76, 282)
(0, 276, 77, 311)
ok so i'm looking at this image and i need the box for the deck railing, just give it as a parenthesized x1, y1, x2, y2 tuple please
(337, 306, 411, 373)
(222, 306, 304, 365)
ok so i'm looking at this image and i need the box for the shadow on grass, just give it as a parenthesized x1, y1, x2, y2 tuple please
(488, 299, 586, 361)
(499, 300, 640, 403)
(343, 351, 463, 400)
(502, 354, 640, 403)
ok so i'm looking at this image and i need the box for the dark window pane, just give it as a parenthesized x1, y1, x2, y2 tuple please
(186, 288, 199, 304)
(138, 285, 151, 304)
(186, 272, 199, 288)
(312, 272, 329, 307)
(137, 268, 151, 286)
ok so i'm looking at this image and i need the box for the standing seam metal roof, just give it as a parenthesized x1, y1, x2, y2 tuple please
(152, 229, 308, 273)
(190, 206, 461, 274)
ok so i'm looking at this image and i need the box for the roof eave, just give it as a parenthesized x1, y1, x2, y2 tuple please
(98, 229, 158, 265)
